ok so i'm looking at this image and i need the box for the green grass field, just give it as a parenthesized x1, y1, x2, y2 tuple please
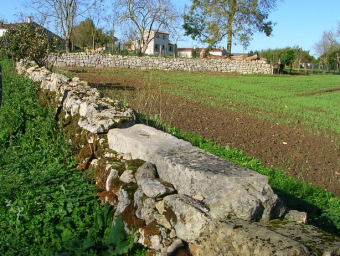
(96, 69, 340, 138)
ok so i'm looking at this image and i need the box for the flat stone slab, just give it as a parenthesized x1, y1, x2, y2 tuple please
(108, 124, 284, 221)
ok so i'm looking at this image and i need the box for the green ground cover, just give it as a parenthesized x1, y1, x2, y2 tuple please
(0, 60, 144, 256)
(93, 68, 340, 138)
(154, 71, 339, 137)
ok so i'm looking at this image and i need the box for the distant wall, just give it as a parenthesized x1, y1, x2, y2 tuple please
(48, 53, 273, 75)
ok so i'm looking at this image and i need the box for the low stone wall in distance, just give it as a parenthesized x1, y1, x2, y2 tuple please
(48, 53, 273, 74)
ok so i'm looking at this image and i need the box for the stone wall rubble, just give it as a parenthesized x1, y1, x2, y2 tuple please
(48, 53, 273, 74)
(16, 59, 340, 256)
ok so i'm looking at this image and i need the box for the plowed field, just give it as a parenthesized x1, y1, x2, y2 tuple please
(58, 67, 340, 197)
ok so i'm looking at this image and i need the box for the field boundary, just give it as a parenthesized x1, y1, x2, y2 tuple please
(48, 53, 273, 74)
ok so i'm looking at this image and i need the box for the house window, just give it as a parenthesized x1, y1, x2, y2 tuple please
(163, 35, 166, 40)
(154, 44, 159, 51)
(162, 45, 165, 50)
(156, 34, 159, 39)
(169, 45, 173, 52)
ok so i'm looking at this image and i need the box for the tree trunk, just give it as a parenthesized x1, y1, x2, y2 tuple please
(65, 37, 71, 53)
(226, 0, 236, 57)
(226, 29, 232, 57)
(173, 43, 177, 59)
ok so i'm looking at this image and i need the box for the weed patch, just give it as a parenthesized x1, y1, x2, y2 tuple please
(0, 60, 143, 255)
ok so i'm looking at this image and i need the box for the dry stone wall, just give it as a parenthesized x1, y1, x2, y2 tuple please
(48, 53, 273, 74)
(16, 60, 340, 256)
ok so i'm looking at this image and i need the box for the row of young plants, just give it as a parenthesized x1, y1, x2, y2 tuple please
(0, 59, 146, 255)
(139, 115, 340, 236)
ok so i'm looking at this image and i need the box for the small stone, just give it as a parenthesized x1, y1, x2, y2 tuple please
(135, 162, 157, 186)
(120, 170, 136, 183)
(106, 169, 119, 191)
(140, 178, 176, 198)
(192, 195, 204, 201)
(284, 210, 307, 224)
(169, 229, 176, 238)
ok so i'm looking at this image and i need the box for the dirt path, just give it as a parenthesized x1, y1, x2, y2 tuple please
(64, 69, 340, 197)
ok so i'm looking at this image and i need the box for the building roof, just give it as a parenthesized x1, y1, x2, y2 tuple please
(0, 18, 62, 40)
(148, 29, 169, 35)
(177, 47, 224, 52)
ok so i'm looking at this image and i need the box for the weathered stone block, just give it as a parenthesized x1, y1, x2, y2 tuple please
(108, 124, 285, 221)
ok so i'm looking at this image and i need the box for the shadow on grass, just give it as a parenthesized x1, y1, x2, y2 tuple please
(274, 188, 339, 236)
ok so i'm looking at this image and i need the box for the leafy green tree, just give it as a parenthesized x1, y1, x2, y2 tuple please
(0, 24, 61, 66)
(278, 48, 295, 73)
(96, 28, 112, 47)
(72, 19, 96, 49)
(71, 19, 112, 50)
(183, 0, 281, 56)
(257, 46, 314, 73)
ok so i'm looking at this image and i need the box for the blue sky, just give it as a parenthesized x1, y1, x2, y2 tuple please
(1, 0, 339, 57)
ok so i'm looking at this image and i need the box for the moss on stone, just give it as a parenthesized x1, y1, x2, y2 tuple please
(125, 159, 145, 172)
(121, 204, 145, 231)
(164, 206, 177, 225)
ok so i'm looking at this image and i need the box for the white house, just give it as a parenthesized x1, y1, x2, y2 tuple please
(0, 21, 10, 37)
(177, 48, 192, 58)
(177, 47, 227, 58)
(132, 30, 174, 56)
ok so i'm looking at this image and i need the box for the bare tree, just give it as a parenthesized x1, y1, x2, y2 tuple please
(314, 23, 340, 70)
(113, 0, 179, 55)
(314, 24, 340, 57)
(25, 0, 98, 53)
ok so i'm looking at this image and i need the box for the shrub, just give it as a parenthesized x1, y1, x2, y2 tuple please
(0, 24, 61, 67)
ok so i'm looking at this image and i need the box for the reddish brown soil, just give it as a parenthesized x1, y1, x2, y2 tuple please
(63, 68, 340, 197)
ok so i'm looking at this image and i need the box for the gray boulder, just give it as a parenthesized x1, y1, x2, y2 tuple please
(108, 124, 285, 222)
(139, 178, 176, 198)
(163, 194, 209, 243)
(135, 162, 157, 186)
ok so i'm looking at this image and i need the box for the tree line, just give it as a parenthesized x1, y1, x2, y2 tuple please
(3, 0, 280, 55)
(0, 0, 339, 71)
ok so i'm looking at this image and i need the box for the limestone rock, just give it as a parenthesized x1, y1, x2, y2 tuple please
(108, 124, 285, 222)
(139, 178, 176, 198)
(141, 198, 157, 225)
(135, 162, 157, 186)
(194, 218, 311, 256)
(115, 185, 131, 217)
(120, 170, 135, 183)
(284, 210, 307, 224)
(163, 194, 209, 243)
(106, 168, 119, 191)
(154, 200, 172, 229)
(133, 187, 144, 219)
(78, 100, 135, 134)
(154, 212, 172, 230)
(138, 222, 164, 250)
(62, 90, 84, 117)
